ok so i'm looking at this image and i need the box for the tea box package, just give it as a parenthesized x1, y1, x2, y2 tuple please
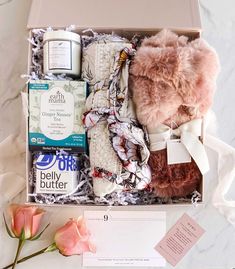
(28, 80, 87, 152)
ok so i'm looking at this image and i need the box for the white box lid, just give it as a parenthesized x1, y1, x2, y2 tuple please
(27, 0, 201, 31)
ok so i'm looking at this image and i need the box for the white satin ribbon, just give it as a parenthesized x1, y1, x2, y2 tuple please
(148, 119, 209, 175)
(206, 135, 235, 225)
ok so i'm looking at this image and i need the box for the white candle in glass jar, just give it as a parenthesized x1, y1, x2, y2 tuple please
(43, 30, 81, 77)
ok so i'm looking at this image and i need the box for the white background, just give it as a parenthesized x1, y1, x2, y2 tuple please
(1, 1, 235, 269)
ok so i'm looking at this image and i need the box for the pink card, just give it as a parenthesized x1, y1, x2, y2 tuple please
(155, 213, 205, 267)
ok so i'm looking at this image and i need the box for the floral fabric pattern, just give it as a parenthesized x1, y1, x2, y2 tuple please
(82, 36, 129, 197)
(83, 47, 151, 190)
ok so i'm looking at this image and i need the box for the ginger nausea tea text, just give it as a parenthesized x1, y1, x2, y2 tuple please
(35, 153, 79, 194)
(40, 86, 75, 140)
(42, 91, 72, 121)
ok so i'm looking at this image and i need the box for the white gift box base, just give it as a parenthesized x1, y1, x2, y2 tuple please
(26, 0, 204, 207)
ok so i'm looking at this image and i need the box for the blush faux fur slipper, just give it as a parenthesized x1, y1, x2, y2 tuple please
(129, 29, 220, 198)
(129, 29, 220, 128)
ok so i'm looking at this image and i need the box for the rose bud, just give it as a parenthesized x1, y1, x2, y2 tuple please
(54, 217, 96, 256)
(9, 204, 45, 239)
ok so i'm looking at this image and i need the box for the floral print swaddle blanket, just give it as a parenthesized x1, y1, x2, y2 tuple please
(82, 34, 151, 197)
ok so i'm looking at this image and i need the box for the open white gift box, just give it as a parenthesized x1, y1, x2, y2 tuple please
(26, 0, 205, 206)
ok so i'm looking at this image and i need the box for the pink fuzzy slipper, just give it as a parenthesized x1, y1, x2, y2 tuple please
(129, 29, 220, 198)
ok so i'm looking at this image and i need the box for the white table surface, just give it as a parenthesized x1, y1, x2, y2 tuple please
(1, 0, 235, 269)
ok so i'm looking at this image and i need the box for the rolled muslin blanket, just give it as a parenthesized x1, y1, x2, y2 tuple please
(129, 29, 220, 198)
(82, 34, 151, 197)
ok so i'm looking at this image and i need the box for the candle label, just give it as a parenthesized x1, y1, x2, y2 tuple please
(35, 153, 79, 194)
(48, 40, 72, 70)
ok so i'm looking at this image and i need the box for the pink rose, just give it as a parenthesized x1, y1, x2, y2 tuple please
(54, 217, 96, 256)
(9, 204, 45, 239)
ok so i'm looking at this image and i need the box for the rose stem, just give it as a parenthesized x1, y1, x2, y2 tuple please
(2, 243, 57, 269)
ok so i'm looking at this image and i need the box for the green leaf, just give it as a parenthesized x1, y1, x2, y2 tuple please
(20, 228, 26, 241)
(3, 214, 15, 238)
(29, 223, 50, 241)
(44, 242, 57, 253)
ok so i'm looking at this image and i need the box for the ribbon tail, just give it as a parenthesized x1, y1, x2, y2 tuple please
(181, 131, 209, 175)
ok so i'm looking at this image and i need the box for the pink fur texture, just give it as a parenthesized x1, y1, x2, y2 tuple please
(129, 29, 220, 128)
